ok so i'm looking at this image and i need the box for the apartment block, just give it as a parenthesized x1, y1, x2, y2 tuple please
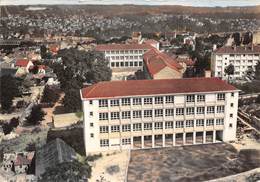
(211, 45, 260, 80)
(80, 78, 239, 154)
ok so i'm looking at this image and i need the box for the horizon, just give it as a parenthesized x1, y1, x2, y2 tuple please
(1, 0, 260, 7)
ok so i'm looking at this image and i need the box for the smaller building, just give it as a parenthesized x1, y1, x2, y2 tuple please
(143, 49, 183, 80)
(15, 59, 33, 73)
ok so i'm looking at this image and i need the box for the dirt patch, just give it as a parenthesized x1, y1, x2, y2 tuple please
(127, 143, 260, 182)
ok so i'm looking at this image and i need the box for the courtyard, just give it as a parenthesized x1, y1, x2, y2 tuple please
(127, 143, 260, 182)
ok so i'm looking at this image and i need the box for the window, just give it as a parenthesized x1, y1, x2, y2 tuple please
(122, 98, 131, 106)
(155, 97, 163, 104)
(100, 139, 109, 147)
(133, 98, 141, 105)
(111, 112, 120, 120)
(99, 113, 108, 121)
(197, 107, 205, 114)
(217, 106, 225, 113)
(121, 111, 131, 119)
(99, 99, 108, 107)
(122, 138, 131, 145)
(133, 110, 142, 118)
(90, 112, 93, 117)
(111, 125, 120, 132)
(89, 100, 93, 105)
(90, 133, 94, 138)
(229, 123, 233, 128)
(154, 122, 163, 129)
(196, 119, 204, 127)
(206, 119, 214, 126)
(155, 109, 163, 117)
(231, 103, 234, 107)
(207, 106, 215, 114)
(133, 123, 142, 131)
(111, 62, 115, 67)
(165, 109, 174, 116)
(122, 124, 131, 132)
(176, 108, 184, 116)
(100, 126, 109, 133)
(110, 99, 119, 107)
(197, 95, 205, 102)
(165, 96, 174, 103)
(144, 110, 152, 118)
(216, 118, 224, 125)
(165, 121, 173, 129)
(144, 97, 153, 105)
(230, 114, 233, 118)
(175, 121, 184, 128)
(90, 123, 94, 127)
(144, 123, 152, 130)
(185, 120, 194, 127)
(186, 95, 195, 102)
(231, 93, 234, 97)
(186, 107, 195, 115)
(217, 93, 225, 101)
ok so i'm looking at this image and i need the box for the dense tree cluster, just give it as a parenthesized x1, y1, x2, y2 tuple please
(49, 48, 111, 113)
(1, 117, 19, 135)
(41, 86, 60, 105)
(0, 75, 20, 112)
(39, 160, 91, 182)
(25, 105, 45, 126)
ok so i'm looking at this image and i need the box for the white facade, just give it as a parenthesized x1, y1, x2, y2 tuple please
(211, 47, 260, 80)
(82, 91, 238, 154)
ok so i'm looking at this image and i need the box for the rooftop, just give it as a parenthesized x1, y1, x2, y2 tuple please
(214, 45, 260, 54)
(15, 59, 30, 67)
(95, 43, 153, 51)
(81, 77, 238, 99)
(143, 49, 183, 76)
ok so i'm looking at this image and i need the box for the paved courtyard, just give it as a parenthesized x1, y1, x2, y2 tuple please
(127, 143, 260, 182)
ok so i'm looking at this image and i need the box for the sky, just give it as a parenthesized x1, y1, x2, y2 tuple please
(1, 0, 260, 7)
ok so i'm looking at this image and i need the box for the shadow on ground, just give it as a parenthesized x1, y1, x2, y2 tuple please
(127, 143, 260, 182)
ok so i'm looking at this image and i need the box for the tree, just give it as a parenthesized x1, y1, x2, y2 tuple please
(25, 105, 45, 126)
(255, 63, 260, 80)
(63, 89, 81, 113)
(41, 86, 60, 104)
(225, 64, 235, 82)
(2, 117, 19, 135)
(0, 75, 20, 112)
(39, 161, 91, 182)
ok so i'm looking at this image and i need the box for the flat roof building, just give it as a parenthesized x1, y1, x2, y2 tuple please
(81, 78, 239, 154)
(211, 45, 260, 80)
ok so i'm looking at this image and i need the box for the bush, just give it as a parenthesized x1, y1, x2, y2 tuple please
(86, 153, 102, 162)
(25, 105, 45, 126)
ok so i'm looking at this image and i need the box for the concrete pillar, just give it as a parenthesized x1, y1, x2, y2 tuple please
(203, 131, 206, 143)
(213, 130, 216, 143)
(131, 137, 134, 149)
(183, 133, 186, 145)
(193, 132, 196, 144)
(173, 133, 176, 146)
(152, 135, 155, 148)
(141, 136, 144, 148)
(162, 134, 165, 147)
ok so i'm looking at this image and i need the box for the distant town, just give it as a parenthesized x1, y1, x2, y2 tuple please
(0, 4, 260, 182)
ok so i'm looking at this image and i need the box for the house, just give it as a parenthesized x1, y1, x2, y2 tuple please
(143, 49, 184, 80)
(80, 77, 239, 154)
(211, 45, 260, 80)
(15, 59, 33, 73)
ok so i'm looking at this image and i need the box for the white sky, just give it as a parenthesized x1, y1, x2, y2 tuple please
(1, 0, 260, 7)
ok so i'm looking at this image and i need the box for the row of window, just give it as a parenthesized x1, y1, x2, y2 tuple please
(110, 61, 142, 68)
(105, 49, 146, 54)
(99, 119, 224, 133)
(97, 94, 227, 108)
(98, 106, 225, 120)
(100, 138, 131, 147)
(109, 55, 143, 60)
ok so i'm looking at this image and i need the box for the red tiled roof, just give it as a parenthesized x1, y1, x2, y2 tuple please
(95, 44, 153, 51)
(15, 59, 29, 67)
(143, 49, 183, 77)
(176, 57, 195, 66)
(144, 39, 159, 45)
(214, 45, 260, 54)
(81, 77, 238, 99)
